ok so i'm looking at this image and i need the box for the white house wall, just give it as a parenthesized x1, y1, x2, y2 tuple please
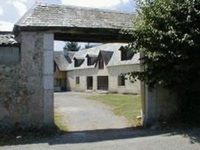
(67, 63, 141, 94)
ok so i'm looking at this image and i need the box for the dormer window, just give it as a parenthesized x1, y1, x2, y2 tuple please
(95, 51, 113, 69)
(87, 57, 91, 66)
(74, 59, 78, 67)
(74, 57, 84, 67)
(99, 57, 104, 69)
(119, 47, 134, 61)
(121, 50, 128, 61)
(86, 54, 97, 66)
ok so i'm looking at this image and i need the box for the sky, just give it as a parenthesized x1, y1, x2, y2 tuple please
(0, 0, 136, 50)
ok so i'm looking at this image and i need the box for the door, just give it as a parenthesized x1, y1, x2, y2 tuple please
(87, 76, 93, 90)
(97, 76, 108, 90)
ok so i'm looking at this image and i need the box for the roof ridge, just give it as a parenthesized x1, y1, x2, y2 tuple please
(37, 4, 134, 15)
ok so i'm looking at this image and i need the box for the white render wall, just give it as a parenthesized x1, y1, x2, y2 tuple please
(67, 63, 141, 94)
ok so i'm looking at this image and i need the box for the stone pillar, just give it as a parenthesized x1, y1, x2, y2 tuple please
(142, 84, 178, 127)
(17, 32, 45, 128)
(142, 85, 157, 126)
(43, 33, 54, 126)
(3, 32, 55, 130)
(140, 52, 157, 127)
(140, 81, 146, 125)
(93, 75, 97, 91)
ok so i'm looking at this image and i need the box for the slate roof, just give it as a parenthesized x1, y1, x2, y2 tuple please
(66, 43, 140, 71)
(54, 51, 69, 71)
(86, 54, 98, 58)
(67, 51, 76, 60)
(0, 32, 19, 46)
(14, 5, 134, 42)
(99, 51, 114, 65)
(15, 4, 133, 29)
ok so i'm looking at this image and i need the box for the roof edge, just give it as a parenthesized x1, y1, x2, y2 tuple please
(0, 31, 13, 34)
(37, 4, 135, 15)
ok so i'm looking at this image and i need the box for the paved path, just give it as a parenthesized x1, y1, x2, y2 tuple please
(1, 92, 200, 150)
(54, 92, 131, 131)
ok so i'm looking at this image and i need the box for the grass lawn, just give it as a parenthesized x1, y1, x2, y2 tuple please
(54, 111, 68, 132)
(87, 94, 141, 125)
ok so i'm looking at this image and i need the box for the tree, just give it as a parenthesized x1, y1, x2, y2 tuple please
(126, 0, 200, 123)
(63, 42, 81, 51)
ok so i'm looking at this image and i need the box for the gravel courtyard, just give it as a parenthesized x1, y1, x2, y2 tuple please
(54, 92, 131, 131)
(1, 92, 200, 150)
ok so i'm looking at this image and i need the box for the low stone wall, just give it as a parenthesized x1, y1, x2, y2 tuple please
(156, 87, 178, 120)
(0, 64, 28, 129)
(142, 84, 178, 126)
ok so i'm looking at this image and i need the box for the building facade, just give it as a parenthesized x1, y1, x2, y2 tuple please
(54, 43, 141, 94)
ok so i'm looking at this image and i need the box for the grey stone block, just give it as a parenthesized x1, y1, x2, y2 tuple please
(43, 75, 54, 90)
(43, 89, 54, 124)
(43, 50, 53, 75)
(43, 33, 54, 50)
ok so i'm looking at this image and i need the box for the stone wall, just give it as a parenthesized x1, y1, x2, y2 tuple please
(0, 47, 20, 64)
(0, 63, 28, 129)
(0, 32, 54, 130)
(142, 85, 178, 126)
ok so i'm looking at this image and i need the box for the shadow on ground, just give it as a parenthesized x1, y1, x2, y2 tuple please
(0, 127, 200, 146)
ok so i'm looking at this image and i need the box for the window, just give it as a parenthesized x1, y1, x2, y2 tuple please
(99, 57, 104, 69)
(76, 76, 80, 84)
(87, 57, 91, 66)
(121, 50, 128, 61)
(87, 56, 97, 66)
(74, 59, 79, 67)
(118, 75, 125, 86)
(120, 49, 134, 61)
(97, 76, 109, 90)
(87, 76, 93, 90)
(74, 58, 84, 67)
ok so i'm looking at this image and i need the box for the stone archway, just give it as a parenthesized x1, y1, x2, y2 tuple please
(4, 4, 149, 129)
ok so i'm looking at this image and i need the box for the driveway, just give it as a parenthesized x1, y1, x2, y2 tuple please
(54, 92, 131, 131)
(1, 92, 200, 150)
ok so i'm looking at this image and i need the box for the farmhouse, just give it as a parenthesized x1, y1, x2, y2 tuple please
(54, 43, 141, 94)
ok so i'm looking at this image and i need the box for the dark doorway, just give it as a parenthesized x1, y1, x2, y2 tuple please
(87, 76, 93, 90)
(97, 76, 109, 90)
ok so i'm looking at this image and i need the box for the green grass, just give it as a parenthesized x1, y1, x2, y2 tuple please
(87, 94, 141, 125)
(54, 112, 68, 132)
